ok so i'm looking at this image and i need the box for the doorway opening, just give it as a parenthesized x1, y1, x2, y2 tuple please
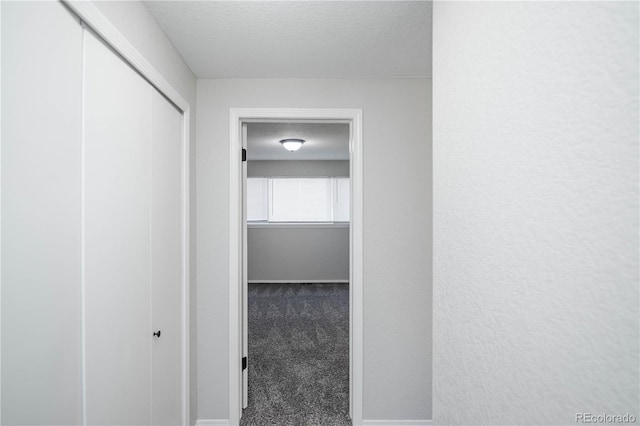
(229, 108, 363, 425)
(243, 121, 350, 424)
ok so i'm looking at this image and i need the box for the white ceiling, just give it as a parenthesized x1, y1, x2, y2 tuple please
(246, 122, 350, 160)
(144, 1, 432, 79)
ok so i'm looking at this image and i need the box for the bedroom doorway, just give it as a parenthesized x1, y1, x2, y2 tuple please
(242, 121, 350, 424)
(229, 108, 363, 425)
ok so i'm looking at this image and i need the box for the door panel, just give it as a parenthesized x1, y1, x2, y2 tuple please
(242, 123, 249, 409)
(83, 29, 152, 425)
(150, 88, 184, 425)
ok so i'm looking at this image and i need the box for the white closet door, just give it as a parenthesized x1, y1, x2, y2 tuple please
(83, 29, 152, 425)
(150, 88, 184, 425)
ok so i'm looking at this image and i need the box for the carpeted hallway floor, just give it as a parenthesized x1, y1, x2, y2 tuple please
(240, 283, 352, 426)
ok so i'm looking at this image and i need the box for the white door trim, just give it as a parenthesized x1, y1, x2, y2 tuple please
(229, 108, 363, 426)
(60, 2, 191, 425)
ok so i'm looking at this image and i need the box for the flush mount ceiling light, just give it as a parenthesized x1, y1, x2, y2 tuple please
(280, 138, 305, 152)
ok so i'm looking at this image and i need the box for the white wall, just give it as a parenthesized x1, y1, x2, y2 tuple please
(433, 2, 639, 425)
(247, 160, 349, 282)
(2, 3, 83, 423)
(1, 1, 198, 424)
(91, 1, 195, 105)
(248, 226, 349, 282)
(248, 160, 349, 178)
(196, 78, 432, 422)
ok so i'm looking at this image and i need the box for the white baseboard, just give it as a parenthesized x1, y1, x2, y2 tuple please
(195, 417, 430, 426)
(362, 420, 432, 426)
(248, 279, 349, 284)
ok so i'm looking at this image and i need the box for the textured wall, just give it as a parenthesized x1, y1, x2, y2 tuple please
(196, 78, 432, 422)
(433, 2, 639, 425)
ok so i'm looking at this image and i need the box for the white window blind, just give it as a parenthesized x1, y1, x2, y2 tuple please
(247, 177, 349, 223)
(269, 178, 332, 222)
(246, 178, 268, 221)
(334, 177, 350, 222)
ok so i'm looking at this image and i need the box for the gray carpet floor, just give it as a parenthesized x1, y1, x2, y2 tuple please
(240, 283, 352, 426)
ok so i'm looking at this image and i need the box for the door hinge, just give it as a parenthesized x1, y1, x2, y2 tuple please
(242, 356, 247, 371)
(242, 148, 247, 162)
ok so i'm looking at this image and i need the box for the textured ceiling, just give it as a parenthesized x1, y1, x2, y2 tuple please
(144, 1, 432, 78)
(247, 122, 350, 161)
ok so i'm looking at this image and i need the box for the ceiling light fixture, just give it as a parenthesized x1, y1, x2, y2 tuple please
(280, 138, 305, 152)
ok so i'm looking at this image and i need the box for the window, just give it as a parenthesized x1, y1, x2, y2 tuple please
(247, 177, 350, 223)
(333, 177, 350, 222)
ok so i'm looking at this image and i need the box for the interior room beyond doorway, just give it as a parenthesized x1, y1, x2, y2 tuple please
(241, 121, 351, 425)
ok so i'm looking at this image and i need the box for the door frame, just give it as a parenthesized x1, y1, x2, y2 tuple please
(229, 108, 363, 426)
(61, 2, 191, 425)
